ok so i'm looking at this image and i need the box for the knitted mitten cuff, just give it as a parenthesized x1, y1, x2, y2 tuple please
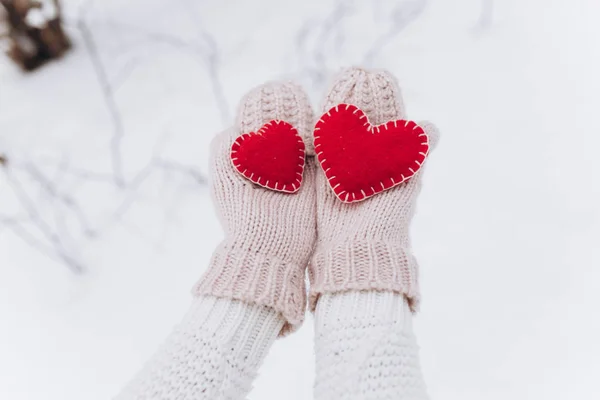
(309, 240, 420, 312)
(193, 244, 307, 331)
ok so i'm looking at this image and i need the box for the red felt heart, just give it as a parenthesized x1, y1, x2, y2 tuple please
(231, 120, 305, 193)
(314, 104, 429, 203)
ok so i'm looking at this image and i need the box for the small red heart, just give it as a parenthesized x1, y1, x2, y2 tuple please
(314, 104, 429, 203)
(231, 120, 305, 193)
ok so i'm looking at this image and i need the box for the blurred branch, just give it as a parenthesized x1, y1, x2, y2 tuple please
(77, 18, 126, 187)
(362, 0, 427, 66)
(294, 0, 352, 89)
(74, 18, 231, 127)
(1, 216, 83, 271)
(293, 0, 428, 89)
(19, 162, 96, 236)
(178, 0, 230, 126)
(201, 31, 229, 127)
(3, 168, 84, 273)
(475, 0, 494, 31)
(1, 0, 218, 273)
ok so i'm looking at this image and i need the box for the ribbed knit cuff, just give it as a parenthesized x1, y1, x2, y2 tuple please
(192, 244, 307, 336)
(308, 240, 420, 313)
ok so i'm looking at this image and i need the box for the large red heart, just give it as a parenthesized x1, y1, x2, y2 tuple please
(231, 120, 305, 193)
(314, 104, 429, 203)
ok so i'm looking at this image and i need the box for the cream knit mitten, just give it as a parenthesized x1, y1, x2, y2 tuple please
(308, 67, 439, 311)
(194, 81, 317, 335)
(310, 67, 438, 400)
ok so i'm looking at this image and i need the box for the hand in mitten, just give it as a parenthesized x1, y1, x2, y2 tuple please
(115, 82, 317, 400)
(309, 67, 439, 312)
(194, 81, 317, 335)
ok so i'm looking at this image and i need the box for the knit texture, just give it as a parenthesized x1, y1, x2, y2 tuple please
(314, 291, 429, 400)
(308, 67, 439, 312)
(114, 296, 284, 400)
(193, 81, 317, 335)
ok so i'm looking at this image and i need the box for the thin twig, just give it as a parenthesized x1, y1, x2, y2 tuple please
(77, 18, 126, 187)
(363, 0, 428, 66)
(1, 0, 216, 273)
(475, 0, 494, 31)
(4, 169, 83, 273)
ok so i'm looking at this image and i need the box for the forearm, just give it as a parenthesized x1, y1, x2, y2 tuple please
(115, 296, 284, 400)
(314, 290, 428, 400)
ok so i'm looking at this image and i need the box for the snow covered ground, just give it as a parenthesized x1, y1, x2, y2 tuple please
(1, 0, 599, 399)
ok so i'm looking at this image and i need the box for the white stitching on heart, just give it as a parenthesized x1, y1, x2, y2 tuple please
(231, 120, 305, 194)
(313, 103, 430, 203)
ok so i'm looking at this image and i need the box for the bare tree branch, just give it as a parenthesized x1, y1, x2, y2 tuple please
(475, 0, 494, 31)
(77, 19, 126, 187)
(201, 31, 229, 127)
(3, 168, 84, 273)
(363, 0, 428, 66)
(18, 162, 96, 236)
(0, 0, 222, 273)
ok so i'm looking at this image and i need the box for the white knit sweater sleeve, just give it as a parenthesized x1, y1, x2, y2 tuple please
(314, 291, 429, 400)
(114, 296, 284, 400)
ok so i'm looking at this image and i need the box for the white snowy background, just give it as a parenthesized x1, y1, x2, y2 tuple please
(1, 0, 599, 399)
